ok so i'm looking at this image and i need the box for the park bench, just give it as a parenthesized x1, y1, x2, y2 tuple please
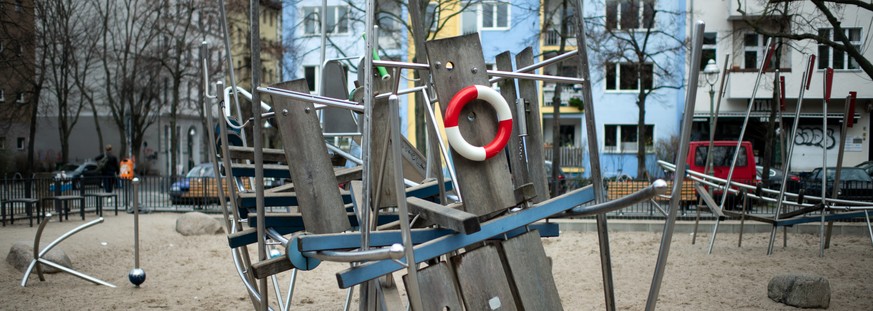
(607, 180, 696, 206)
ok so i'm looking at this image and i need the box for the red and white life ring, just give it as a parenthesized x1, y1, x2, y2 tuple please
(444, 85, 513, 161)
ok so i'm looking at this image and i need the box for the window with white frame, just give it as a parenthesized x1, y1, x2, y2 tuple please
(16, 92, 24, 103)
(16, 137, 24, 150)
(605, 62, 653, 91)
(0, 89, 5, 102)
(302, 6, 349, 35)
(304, 65, 319, 93)
(606, 0, 655, 30)
(460, 1, 510, 34)
(818, 28, 862, 70)
(743, 33, 768, 69)
(604, 124, 653, 153)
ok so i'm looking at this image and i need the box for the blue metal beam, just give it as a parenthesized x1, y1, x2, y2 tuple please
(776, 211, 869, 227)
(335, 186, 594, 288)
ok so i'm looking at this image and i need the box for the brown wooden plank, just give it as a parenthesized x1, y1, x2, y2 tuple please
(407, 197, 480, 234)
(400, 136, 427, 182)
(452, 245, 519, 311)
(251, 256, 294, 279)
(516, 47, 549, 203)
(334, 166, 363, 185)
(426, 34, 515, 216)
(500, 230, 563, 311)
(228, 146, 287, 163)
(496, 51, 530, 198)
(370, 81, 399, 209)
(405, 262, 464, 311)
(269, 79, 350, 234)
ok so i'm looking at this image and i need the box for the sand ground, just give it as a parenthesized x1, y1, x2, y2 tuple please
(1, 212, 871, 310)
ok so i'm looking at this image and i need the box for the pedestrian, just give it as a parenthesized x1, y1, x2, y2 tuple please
(97, 145, 120, 193)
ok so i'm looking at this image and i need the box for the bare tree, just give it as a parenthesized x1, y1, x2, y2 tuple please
(737, 0, 873, 81)
(94, 0, 164, 161)
(584, 0, 686, 179)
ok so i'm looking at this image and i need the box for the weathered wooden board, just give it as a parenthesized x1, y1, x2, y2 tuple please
(228, 146, 287, 163)
(452, 245, 519, 311)
(377, 274, 406, 311)
(269, 79, 350, 234)
(321, 60, 358, 134)
(516, 47, 549, 203)
(426, 34, 515, 216)
(404, 262, 463, 311)
(407, 197, 479, 234)
(496, 51, 530, 198)
(500, 230, 563, 311)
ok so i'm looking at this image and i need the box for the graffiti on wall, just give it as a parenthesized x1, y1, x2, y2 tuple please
(793, 127, 836, 150)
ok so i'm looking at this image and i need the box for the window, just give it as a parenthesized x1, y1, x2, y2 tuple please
(16, 137, 25, 150)
(818, 28, 862, 70)
(742, 33, 788, 70)
(15, 0, 22, 12)
(303, 66, 318, 92)
(606, 0, 655, 30)
(0, 89, 5, 102)
(701, 32, 717, 71)
(694, 145, 747, 167)
(16, 92, 24, 103)
(460, 1, 510, 33)
(425, 3, 439, 32)
(604, 124, 653, 153)
(302, 6, 349, 35)
(605, 62, 653, 91)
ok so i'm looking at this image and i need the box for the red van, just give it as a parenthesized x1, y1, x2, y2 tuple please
(686, 141, 757, 199)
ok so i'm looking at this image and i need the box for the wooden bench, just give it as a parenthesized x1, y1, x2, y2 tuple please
(606, 180, 696, 203)
(84, 192, 119, 216)
(1, 198, 41, 227)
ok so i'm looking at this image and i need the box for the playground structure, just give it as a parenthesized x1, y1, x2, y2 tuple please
(658, 40, 873, 257)
(195, 0, 715, 310)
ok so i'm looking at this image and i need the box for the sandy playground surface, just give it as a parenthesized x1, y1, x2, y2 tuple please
(1, 212, 871, 310)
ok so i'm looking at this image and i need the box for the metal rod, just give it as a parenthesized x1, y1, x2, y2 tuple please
(389, 94, 423, 310)
(824, 94, 851, 252)
(21, 215, 105, 287)
(249, 1, 268, 309)
(371, 60, 585, 84)
(489, 50, 579, 83)
(702, 53, 732, 199)
(421, 88, 462, 201)
(572, 0, 613, 309)
(258, 87, 363, 112)
(819, 67, 834, 257)
(304, 244, 405, 262)
(561, 181, 668, 217)
(326, 143, 364, 165)
(201, 42, 233, 233)
(218, 0, 247, 145)
(133, 178, 140, 269)
(38, 258, 116, 288)
(646, 20, 706, 311)
(284, 268, 298, 311)
(767, 54, 815, 255)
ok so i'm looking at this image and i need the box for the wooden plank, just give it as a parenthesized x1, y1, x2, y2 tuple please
(404, 262, 463, 311)
(252, 256, 294, 279)
(228, 146, 287, 163)
(321, 60, 358, 134)
(516, 47, 549, 203)
(400, 137, 427, 182)
(426, 34, 515, 216)
(377, 274, 406, 311)
(269, 79, 350, 234)
(370, 77, 400, 209)
(452, 244, 519, 310)
(500, 230, 563, 311)
(407, 197, 480, 234)
(496, 51, 530, 198)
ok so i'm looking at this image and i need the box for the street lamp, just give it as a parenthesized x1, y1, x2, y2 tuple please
(702, 59, 720, 177)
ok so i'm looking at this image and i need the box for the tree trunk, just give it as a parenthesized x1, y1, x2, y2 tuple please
(637, 88, 647, 180)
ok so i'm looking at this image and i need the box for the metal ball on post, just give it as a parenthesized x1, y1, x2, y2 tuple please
(128, 177, 146, 286)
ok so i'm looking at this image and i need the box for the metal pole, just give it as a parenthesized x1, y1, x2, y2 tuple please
(218, 0, 247, 144)
(645, 20, 706, 311)
(819, 68, 833, 257)
(571, 0, 614, 309)
(249, 1, 267, 309)
(133, 178, 140, 269)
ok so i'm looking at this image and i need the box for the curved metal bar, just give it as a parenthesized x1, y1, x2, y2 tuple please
(561, 180, 668, 217)
(21, 217, 107, 287)
(304, 244, 405, 263)
(21, 212, 52, 286)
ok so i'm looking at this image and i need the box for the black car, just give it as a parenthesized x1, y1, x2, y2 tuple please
(802, 167, 873, 200)
(53, 161, 104, 189)
(855, 161, 873, 177)
(756, 165, 801, 191)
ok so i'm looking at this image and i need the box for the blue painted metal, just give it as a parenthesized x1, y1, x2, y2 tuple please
(287, 235, 322, 270)
(335, 187, 594, 288)
(228, 226, 304, 248)
(238, 192, 354, 208)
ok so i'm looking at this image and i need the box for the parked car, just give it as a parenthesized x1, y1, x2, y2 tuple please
(170, 163, 283, 204)
(53, 161, 104, 189)
(802, 167, 873, 200)
(755, 165, 801, 191)
(686, 141, 757, 208)
(855, 161, 873, 177)
(544, 160, 567, 195)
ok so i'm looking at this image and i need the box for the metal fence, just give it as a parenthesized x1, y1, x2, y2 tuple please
(2, 174, 870, 223)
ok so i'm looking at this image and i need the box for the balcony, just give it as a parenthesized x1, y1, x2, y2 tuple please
(728, 0, 769, 19)
(543, 146, 584, 168)
(544, 29, 577, 47)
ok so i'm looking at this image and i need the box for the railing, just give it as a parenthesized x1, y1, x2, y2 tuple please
(544, 29, 577, 46)
(544, 147, 584, 168)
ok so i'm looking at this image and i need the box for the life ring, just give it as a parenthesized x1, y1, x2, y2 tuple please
(444, 85, 513, 161)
